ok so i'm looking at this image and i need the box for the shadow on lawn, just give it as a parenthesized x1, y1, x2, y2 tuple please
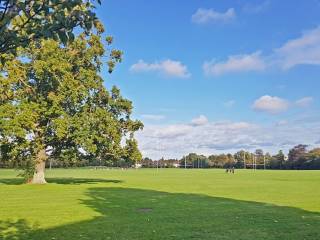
(1, 187, 319, 240)
(0, 178, 122, 185)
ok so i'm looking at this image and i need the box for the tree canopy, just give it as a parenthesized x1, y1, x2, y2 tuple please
(0, 30, 143, 183)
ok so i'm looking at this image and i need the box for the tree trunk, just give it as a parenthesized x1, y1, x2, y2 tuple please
(31, 149, 47, 184)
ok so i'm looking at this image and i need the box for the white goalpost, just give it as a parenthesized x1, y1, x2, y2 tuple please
(243, 154, 266, 170)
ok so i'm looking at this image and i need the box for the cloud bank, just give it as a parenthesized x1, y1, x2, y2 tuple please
(137, 113, 320, 159)
(137, 116, 320, 159)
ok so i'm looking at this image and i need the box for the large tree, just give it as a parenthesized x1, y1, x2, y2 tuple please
(0, 0, 103, 56)
(0, 31, 143, 183)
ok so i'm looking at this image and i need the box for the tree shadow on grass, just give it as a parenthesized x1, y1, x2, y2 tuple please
(0, 178, 122, 185)
(47, 178, 122, 185)
(1, 187, 319, 240)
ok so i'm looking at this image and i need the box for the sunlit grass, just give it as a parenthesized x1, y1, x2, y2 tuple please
(0, 168, 319, 239)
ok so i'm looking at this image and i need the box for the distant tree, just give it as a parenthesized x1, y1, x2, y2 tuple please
(288, 145, 307, 161)
(254, 149, 265, 167)
(233, 150, 252, 168)
(268, 150, 286, 169)
(207, 155, 216, 167)
(287, 144, 308, 169)
(208, 154, 234, 168)
(225, 153, 235, 168)
(157, 158, 164, 168)
(181, 153, 208, 168)
(276, 150, 285, 161)
(305, 148, 320, 169)
(234, 151, 244, 168)
(255, 149, 264, 156)
(307, 148, 320, 159)
(180, 153, 195, 166)
(264, 152, 272, 167)
(165, 159, 179, 168)
(141, 157, 154, 168)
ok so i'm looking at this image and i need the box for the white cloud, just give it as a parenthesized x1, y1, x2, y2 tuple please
(202, 26, 320, 76)
(141, 114, 166, 121)
(191, 115, 209, 126)
(137, 117, 320, 159)
(253, 95, 289, 114)
(243, 1, 270, 14)
(224, 100, 236, 108)
(137, 120, 258, 158)
(295, 97, 314, 107)
(191, 8, 236, 24)
(142, 124, 192, 139)
(274, 27, 320, 69)
(203, 52, 266, 76)
(252, 95, 314, 115)
(130, 59, 190, 78)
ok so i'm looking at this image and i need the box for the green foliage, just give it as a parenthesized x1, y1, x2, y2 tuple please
(181, 153, 208, 168)
(208, 153, 235, 168)
(0, 0, 102, 56)
(123, 138, 142, 164)
(268, 150, 286, 169)
(0, 32, 143, 177)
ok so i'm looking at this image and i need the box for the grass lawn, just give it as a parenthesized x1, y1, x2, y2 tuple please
(0, 168, 319, 239)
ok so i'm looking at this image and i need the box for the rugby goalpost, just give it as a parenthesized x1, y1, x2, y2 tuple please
(243, 153, 266, 170)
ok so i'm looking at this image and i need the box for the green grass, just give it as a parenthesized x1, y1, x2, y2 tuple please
(0, 168, 319, 239)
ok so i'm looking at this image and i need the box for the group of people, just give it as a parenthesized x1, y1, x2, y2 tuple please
(225, 167, 235, 174)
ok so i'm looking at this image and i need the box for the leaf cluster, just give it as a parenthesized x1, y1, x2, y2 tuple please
(0, 0, 102, 57)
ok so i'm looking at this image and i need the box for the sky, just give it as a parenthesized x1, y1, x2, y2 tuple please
(96, 0, 320, 159)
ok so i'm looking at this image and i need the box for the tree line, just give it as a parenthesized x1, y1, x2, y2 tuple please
(2, 144, 319, 170)
(140, 145, 320, 170)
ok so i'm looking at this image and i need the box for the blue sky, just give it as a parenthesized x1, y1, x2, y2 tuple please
(97, 0, 320, 158)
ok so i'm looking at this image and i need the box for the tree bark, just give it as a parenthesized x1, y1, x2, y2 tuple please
(31, 149, 47, 184)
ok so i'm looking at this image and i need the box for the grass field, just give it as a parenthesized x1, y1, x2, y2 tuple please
(0, 168, 319, 240)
